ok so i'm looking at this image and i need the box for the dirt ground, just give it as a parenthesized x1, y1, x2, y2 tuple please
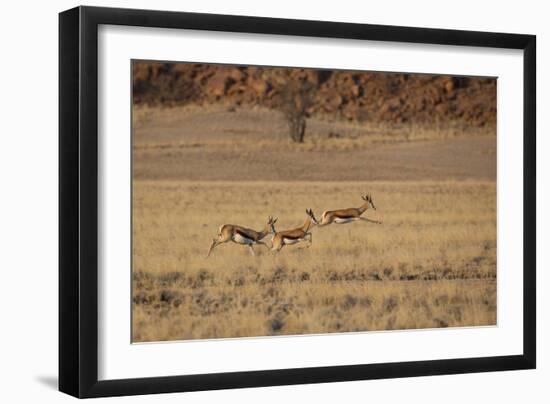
(133, 105, 495, 182)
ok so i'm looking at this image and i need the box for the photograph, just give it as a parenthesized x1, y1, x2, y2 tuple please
(131, 61, 497, 342)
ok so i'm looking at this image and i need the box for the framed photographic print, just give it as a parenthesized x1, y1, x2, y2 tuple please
(59, 6, 536, 398)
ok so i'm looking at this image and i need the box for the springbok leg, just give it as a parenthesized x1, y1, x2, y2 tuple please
(360, 217, 382, 224)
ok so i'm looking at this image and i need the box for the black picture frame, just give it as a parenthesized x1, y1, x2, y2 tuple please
(59, 5, 536, 398)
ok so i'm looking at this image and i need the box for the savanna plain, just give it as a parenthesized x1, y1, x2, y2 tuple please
(132, 106, 496, 342)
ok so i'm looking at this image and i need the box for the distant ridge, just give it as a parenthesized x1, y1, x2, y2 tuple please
(133, 62, 496, 129)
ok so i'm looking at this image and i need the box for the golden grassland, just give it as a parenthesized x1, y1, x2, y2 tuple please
(132, 180, 496, 342)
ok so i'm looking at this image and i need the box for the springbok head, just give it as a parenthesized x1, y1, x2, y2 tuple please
(267, 216, 278, 234)
(362, 193, 376, 210)
(306, 208, 319, 225)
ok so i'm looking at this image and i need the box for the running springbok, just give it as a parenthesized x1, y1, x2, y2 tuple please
(318, 193, 382, 226)
(271, 209, 318, 253)
(206, 216, 278, 258)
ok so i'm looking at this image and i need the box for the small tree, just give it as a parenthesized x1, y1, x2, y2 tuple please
(277, 73, 316, 143)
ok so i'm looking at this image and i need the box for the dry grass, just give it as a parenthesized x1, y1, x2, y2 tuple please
(132, 180, 496, 342)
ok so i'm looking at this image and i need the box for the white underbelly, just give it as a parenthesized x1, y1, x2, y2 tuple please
(233, 234, 254, 245)
(284, 238, 303, 245)
(334, 217, 357, 224)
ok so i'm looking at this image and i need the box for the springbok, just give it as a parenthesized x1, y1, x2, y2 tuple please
(271, 209, 318, 253)
(206, 216, 278, 258)
(319, 193, 382, 226)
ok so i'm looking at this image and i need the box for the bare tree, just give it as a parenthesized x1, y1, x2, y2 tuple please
(276, 72, 316, 143)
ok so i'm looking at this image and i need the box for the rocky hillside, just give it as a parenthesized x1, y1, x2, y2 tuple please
(133, 62, 496, 128)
